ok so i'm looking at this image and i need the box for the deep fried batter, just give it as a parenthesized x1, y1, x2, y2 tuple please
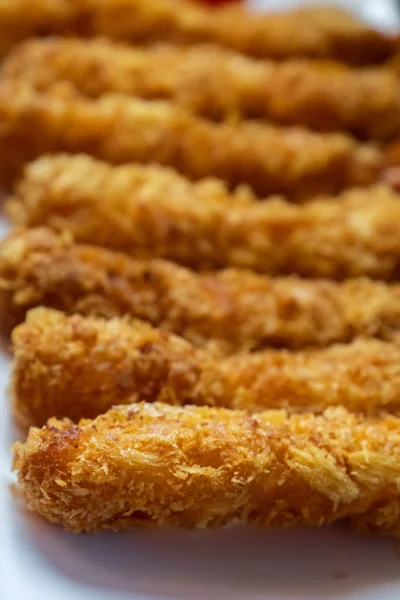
(13, 403, 400, 534)
(0, 0, 395, 65)
(0, 82, 382, 198)
(2, 228, 400, 353)
(12, 307, 400, 426)
(9, 155, 400, 279)
(4, 38, 400, 140)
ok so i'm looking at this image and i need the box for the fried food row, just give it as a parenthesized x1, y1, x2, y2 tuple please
(13, 402, 400, 533)
(4, 38, 400, 140)
(0, 0, 395, 64)
(12, 307, 400, 426)
(3, 228, 400, 353)
(0, 82, 383, 198)
(8, 154, 400, 279)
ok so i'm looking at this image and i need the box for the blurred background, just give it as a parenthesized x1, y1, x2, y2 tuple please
(249, 0, 400, 31)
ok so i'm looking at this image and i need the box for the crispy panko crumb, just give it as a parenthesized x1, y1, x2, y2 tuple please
(0, 1, 395, 65)
(3, 228, 400, 353)
(8, 154, 400, 279)
(13, 403, 400, 534)
(7, 153, 256, 218)
(0, 82, 382, 198)
(4, 37, 400, 140)
(12, 307, 400, 426)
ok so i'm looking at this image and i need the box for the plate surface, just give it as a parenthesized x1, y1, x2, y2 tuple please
(2, 2, 400, 599)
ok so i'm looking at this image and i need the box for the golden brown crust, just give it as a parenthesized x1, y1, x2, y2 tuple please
(12, 307, 400, 426)
(9, 154, 400, 279)
(13, 403, 400, 534)
(0, 0, 72, 59)
(0, 1, 395, 64)
(0, 82, 382, 198)
(4, 38, 400, 140)
(3, 228, 400, 353)
(7, 153, 257, 219)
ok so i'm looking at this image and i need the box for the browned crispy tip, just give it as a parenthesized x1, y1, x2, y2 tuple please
(0, 81, 382, 198)
(7, 154, 400, 279)
(11, 307, 400, 427)
(3, 227, 400, 353)
(13, 403, 400, 534)
(3, 38, 400, 140)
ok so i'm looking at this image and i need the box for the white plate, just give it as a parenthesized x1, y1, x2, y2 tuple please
(2, 2, 400, 599)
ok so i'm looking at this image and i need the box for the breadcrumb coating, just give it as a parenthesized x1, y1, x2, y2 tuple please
(12, 307, 400, 426)
(9, 155, 400, 279)
(0, 0, 395, 65)
(13, 403, 400, 534)
(2, 228, 400, 353)
(0, 82, 382, 198)
(8, 154, 256, 217)
(4, 37, 400, 140)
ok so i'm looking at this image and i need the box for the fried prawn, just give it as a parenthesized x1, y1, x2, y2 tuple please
(9, 155, 400, 279)
(0, 0, 394, 64)
(13, 403, 400, 534)
(0, 82, 381, 198)
(2, 228, 400, 353)
(12, 307, 400, 426)
(4, 38, 400, 140)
